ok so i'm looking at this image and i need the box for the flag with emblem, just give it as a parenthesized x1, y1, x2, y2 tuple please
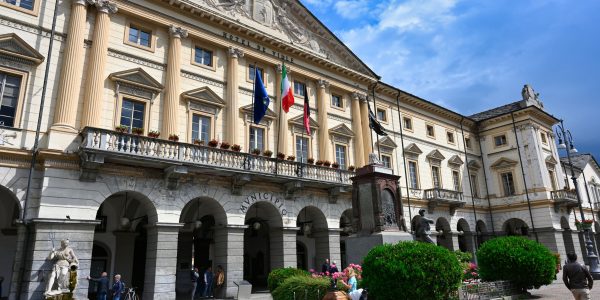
(253, 68, 269, 124)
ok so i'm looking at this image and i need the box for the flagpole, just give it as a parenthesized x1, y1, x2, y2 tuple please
(275, 63, 284, 160)
(251, 62, 257, 127)
(371, 82, 382, 160)
(395, 91, 413, 229)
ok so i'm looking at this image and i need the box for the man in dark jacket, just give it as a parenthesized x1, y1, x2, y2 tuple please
(112, 274, 124, 300)
(87, 272, 109, 300)
(563, 252, 593, 300)
(321, 258, 330, 274)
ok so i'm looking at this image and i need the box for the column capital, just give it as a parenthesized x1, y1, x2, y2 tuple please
(276, 64, 283, 74)
(73, 0, 88, 6)
(228, 47, 244, 58)
(317, 79, 329, 89)
(169, 25, 188, 39)
(352, 92, 367, 101)
(89, 0, 117, 14)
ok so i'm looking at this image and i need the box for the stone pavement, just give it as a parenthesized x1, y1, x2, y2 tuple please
(527, 279, 599, 299)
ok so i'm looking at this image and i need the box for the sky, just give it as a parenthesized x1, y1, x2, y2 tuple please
(301, 0, 600, 159)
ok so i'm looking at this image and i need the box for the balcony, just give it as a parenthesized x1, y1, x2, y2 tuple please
(551, 189, 580, 213)
(78, 127, 354, 196)
(424, 188, 465, 214)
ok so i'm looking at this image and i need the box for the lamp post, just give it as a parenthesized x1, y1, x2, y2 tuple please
(556, 119, 600, 278)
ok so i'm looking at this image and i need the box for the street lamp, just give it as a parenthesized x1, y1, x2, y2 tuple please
(556, 120, 600, 279)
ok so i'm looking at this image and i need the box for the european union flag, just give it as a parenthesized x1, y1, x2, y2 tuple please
(253, 68, 269, 124)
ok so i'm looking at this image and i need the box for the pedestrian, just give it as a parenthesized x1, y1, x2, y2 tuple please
(191, 266, 200, 300)
(87, 271, 109, 300)
(322, 258, 331, 274)
(214, 265, 225, 298)
(203, 266, 214, 298)
(112, 274, 124, 300)
(330, 261, 339, 274)
(563, 252, 593, 300)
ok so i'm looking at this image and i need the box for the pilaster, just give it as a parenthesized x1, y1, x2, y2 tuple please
(351, 93, 365, 167)
(359, 95, 371, 163)
(161, 26, 188, 139)
(226, 48, 244, 145)
(143, 223, 183, 300)
(80, 0, 118, 128)
(317, 80, 330, 161)
(221, 225, 245, 299)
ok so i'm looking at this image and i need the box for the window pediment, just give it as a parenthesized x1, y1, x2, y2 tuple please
(545, 155, 558, 166)
(240, 104, 277, 126)
(404, 143, 423, 156)
(0, 33, 44, 65)
(329, 123, 354, 138)
(376, 136, 397, 153)
(468, 160, 481, 170)
(426, 149, 446, 162)
(109, 68, 163, 101)
(490, 157, 518, 170)
(182, 86, 226, 108)
(447, 155, 464, 167)
(288, 114, 319, 129)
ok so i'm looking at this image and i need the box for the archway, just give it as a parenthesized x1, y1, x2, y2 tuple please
(339, 209, 353, 269)
(560, 217, 576, 256)
(436, 218, 452, 250)
(243, 202, 283, 289)
(457, 218, 473, 253)
(91, 191, 157, 296)
(0, 185, 20, 299)
(296, 206, 329, 272)
(503, 218, 529, 236)
(476, 220, 488, 247)
(88, 242, 111, 298)
(176, 197, 227, 297)
(296, 241, 307, 270)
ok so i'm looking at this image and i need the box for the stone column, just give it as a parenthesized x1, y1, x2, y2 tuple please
(321, 229, 341, 267)
(451, 232, 460, 251)
(80, 0, 117, 128)
(351, 93, 365, 167)
(317, 80, 331, 161)
(275, 64, 288, 154)
(226, 48, 244, 145)
(51, 0, 88, 133)
(161, 25, 188, 138)
(359, 96, 372, 163)
(219, 225, 245, 299)
(270, 227, 298, 269)
(143, 224, 182, 300)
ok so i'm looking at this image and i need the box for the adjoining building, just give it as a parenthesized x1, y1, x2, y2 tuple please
(0, 0, 596, 299)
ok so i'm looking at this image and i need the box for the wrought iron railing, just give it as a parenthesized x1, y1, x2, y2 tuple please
(80, 127, 354, 185)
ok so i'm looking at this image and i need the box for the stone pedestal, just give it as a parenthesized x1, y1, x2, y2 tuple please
(345, 231, 413, 264)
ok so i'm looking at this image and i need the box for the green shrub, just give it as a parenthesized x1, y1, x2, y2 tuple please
(271, 275, 330, 300)
(267, 267, 309, 291)
(453, 250, 473, 263)
(477, 236, 555, 290)
(362, 241, 463, 300)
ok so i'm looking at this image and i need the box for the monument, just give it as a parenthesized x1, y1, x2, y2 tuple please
(344, 154, 413, 264)
(413, 209, 435, 243)
(45, 239, 79, 298)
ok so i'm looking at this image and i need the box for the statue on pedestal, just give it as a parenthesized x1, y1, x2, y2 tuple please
(45, 239, 79, 296)
(413, 209, 435, 244)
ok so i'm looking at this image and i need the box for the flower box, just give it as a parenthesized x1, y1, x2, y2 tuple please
(263, 150, 273, 157)
(323, 160, 331, 167)
(331, 162, 340, 169)
(287, 155, 296, 161)
(132, 127, 144, 135)
(115, 125, 128, 133)
(208, 139, 219, 147)
(251, 148, 261, 155)
(193, 139, 204, 146)
(220, 142, 231, 150)
(231, 144, 241, 152)
(315, 160, 323, 166)
(348, 165, 355, 171)
(277, 152, 286, 159)
(307, 158, 315, 164)
(148, 130, 160, 138)
(168, 134, 179, 142)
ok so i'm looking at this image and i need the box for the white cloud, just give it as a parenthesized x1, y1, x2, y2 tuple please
(379, 0, 459, 32)
(334, 1, 370, 20)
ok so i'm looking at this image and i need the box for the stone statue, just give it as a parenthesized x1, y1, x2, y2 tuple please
(413, 209, 434, 244)
(368, 153, 382, 165)
(45, 239, 79, 295)
(521, 84, 536, 101)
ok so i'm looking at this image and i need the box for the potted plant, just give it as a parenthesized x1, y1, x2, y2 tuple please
(168, 134, 179, 142)
(348, 165, 355, 171)
(115, 125, 128, 133)
(231, 144, 241, 152)
(307, 158, 315, 164)
(277, 152, 286, 160)
(331, 162, 340, 169)
(193, 139, 204, 146)
(220, 142, 231, 150)
(251, 148, 261, 155)
(323, 160, 331, 167)
(208, 139, 219, 147)
(132, 127, 144, 135)
(263, 150, 273, 157)
(287, 155, 296, 161)
(576, 219, 594, 230)
(148, 130, 160, 138)
(315, 160, 324, 166)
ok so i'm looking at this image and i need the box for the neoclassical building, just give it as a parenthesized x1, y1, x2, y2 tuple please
(0, 0, 596, 299)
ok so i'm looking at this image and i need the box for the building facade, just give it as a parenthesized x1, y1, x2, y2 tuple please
(0, 0, 596, 299)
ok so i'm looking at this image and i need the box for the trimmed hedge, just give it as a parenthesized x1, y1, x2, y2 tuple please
(271, 275, 330, 300)
(362, 241, 462, 300)
(477, 236, 555, 290)
(267, 267, 309, 291)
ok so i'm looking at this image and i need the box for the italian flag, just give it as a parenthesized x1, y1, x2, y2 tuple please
(281, 64, 294, 113)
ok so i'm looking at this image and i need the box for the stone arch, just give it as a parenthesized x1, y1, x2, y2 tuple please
(503, 218, 529, 236)
(339, 208, 353, 269)
(476, 220, 488, 247)
(0, 184, 20, 298)
(296, 206, 329, 272)
(457, 218, 473, 253)
(436, 217, 453, 250)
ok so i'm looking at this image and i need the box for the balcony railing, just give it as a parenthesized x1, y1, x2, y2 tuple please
(79, 127, 354, 186)
(424, 188, 465, 214)
(551, 189, 579, 213)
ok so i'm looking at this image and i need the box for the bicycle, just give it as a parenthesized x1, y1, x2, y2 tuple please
(123, 286, 140, 300)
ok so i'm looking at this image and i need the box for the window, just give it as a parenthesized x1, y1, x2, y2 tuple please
(192, 114, 211, 144)
(541, 132, 548, 144)
(376, 108, 387, 122)
(431, 166, 441, 188)
(408, 161, 419, 189)
(119, 98, 146, 133)
(296, 136, 309, 163)
(127, 24, 152, 48)
(452, 170, 461, 191)
(3, 0, 34, 11)
(470, 174, 479, 198)
(501, 172, 516, 196)
(548, 169, 557, 190)
(294, 81, 306, 97)
(335, 144, 347, 170)
(0, 72, 23, 128)
(403, 117, 413, 130)
(494, 135, 507, 147)
(465, 137, 472, 149)
(249, 64, 265, 82)
(194, 46, 213, 67)
(447, 131, 455, 144)
(381, 155, 391, 168)
(331, 94, 343, 108)
(426, 125, 435, 137)
(249, 127, 265, 152)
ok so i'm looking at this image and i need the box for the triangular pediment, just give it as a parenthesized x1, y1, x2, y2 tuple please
(545, 155, 558, 166)
(109, 68, 163, 92)
(182, 87, 226, 107)
(0, 33, 44, 65)
(468, 160, 481, 170)
(426, 150, 446, 161)
(239, 103, 277, 120)
(376, 136, 397, 149)
(288, 114, 319, 129)
(490, 157, 518, 170)
(329, 123, 354, 138)
(447, 155, 464, 166)
(404, 143, 423, 156)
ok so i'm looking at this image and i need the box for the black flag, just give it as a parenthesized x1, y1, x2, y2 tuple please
(368, 106, 387, 136)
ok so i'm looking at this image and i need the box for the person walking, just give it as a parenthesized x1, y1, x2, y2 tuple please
(203, 266, 214, 298)
(87, 272, 109, 300)
(214, 265, 225, 298)
(112, 274, 124, 300)
(330, 261, 339, 274)
(191, 266, 200, 300)
(563, 252, 594, 300)
(322, 258, 331, 274)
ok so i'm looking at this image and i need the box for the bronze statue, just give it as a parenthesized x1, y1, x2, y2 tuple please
(413, 209, 435, 244)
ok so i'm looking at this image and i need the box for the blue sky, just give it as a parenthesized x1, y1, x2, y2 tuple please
(301, 0, 600, 159)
